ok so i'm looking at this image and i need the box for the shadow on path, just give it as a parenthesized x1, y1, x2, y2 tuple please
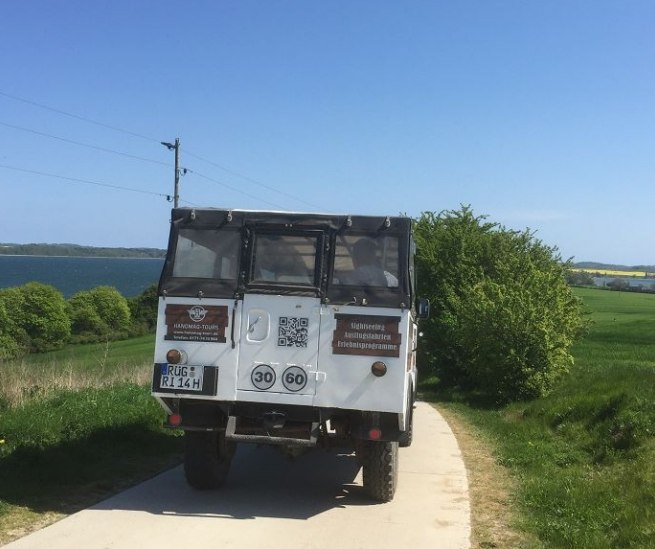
(92, 444, 372, 521)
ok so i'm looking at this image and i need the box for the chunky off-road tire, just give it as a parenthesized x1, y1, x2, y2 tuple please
(361, 440, 399, 502)
(398, 391, 415, 448)
(184, 430, 235, 490)
(354, 439, 367, 466)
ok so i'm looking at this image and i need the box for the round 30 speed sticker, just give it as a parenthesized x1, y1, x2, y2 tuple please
(251, 364, 276, 391)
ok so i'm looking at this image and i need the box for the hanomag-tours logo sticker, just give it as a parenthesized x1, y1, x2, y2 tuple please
(188, 305, 207, 322)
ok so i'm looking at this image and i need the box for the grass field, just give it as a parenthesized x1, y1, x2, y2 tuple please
(428, 287, 655, 548)
(0, 335, 183, 545)
(0, 335, 155, 409)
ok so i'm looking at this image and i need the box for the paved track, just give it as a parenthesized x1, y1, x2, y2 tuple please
(4, 402, 470, 549)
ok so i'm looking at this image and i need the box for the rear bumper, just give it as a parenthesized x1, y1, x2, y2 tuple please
(159, 398, 404, 443)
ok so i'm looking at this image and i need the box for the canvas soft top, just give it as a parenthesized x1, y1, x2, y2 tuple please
(167, 207, 411, 233)
(158, 208, 414, 308)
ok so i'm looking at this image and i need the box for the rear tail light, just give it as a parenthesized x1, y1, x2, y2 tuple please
(166, 348, 187, 364)
(167, 413, 182, 427)
(368, 428, 382, 440)
(371, 361, 387, 377)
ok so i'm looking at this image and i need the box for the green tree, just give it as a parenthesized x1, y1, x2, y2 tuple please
(0, 288, 28, 356)
(128, 284, 159, 335)
(89, 286, 131, 333)
(414, 206, 587, 401)
(67, 294, 105, 336)
(566, 270, 595, 286)
(0, 298, 22, 359)
(68, 286, 131, 340)
(0, 283, 71, 352)
(607, 278, 630, 291)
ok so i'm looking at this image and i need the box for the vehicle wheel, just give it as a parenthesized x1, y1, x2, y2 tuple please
(361, 440, 399, 502)
(184, 430, 235, 489)
(398, 391, 414, 448)
(354, 439, 367, 465)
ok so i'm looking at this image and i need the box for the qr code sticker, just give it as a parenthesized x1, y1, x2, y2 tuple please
(278, 317, 309, 347)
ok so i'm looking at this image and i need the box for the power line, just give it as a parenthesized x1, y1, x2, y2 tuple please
(0, 89, 160, 143)
(179, 198, 201, 207)
(182, 147, 321, 210)
(0, 163, 171, 200)
(0, 88, 320, 210)
(188, 169, 288, 210)
(0, 121, 170, 167)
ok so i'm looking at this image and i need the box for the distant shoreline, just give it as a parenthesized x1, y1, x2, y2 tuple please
(0, 243, 166, 260)
(0, 254, 164, 260)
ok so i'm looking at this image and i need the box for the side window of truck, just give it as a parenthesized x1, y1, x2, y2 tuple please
(332, 235, 400, 288)
(172, 229, 240, 280)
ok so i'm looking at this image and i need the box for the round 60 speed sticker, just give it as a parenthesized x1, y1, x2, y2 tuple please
(251, 364, 276, 391)
(282, 366, 308, 392)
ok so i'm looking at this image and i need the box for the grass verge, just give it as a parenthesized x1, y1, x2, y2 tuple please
(0, 337, 182, 545)
(0, 335, 154, 409)
(423, 288, 655, 548)
(434, 403, 540, 549)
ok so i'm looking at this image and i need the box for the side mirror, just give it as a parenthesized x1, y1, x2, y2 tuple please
(416, 298, 430, 320)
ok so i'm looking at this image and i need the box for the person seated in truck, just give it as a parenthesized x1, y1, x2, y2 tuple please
(349, 237, 398, 287)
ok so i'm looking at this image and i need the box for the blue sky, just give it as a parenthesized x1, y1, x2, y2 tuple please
(1, 1, 653, 264)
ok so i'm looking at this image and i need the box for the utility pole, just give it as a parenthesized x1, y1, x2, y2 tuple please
(161, 137, 181, 207)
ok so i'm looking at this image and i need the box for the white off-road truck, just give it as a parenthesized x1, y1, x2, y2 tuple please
(151, 208, 429, 502)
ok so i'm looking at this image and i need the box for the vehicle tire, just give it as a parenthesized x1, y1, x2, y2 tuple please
(398, 390, 414, 448)
(184, 430, 235, 490)
(361, 440, 399, 502)
(354, 438, 368, 465)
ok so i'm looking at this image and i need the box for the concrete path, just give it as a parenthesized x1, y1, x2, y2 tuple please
(4, 402, 470, 549)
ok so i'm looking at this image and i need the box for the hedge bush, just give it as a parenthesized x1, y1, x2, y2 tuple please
(414, 206, 587, 401)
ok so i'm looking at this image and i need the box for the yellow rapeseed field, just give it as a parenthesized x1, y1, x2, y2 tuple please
(572, 268, 650, 278)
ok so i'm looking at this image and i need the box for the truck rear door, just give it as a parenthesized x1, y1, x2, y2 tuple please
(235, 230, 325, 403)
(236, 294, 320, 399)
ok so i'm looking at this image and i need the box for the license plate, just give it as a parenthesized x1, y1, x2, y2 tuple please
(160, 364, 204, 391)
